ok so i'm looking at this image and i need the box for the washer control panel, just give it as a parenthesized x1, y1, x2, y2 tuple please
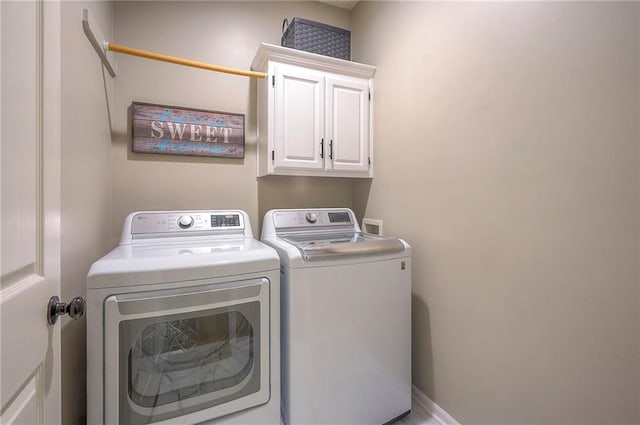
(273, 209, 354, 230)
(131, 211, 244, 235)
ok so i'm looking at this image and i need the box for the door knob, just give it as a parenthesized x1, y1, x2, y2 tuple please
(47, 295, 86, 325)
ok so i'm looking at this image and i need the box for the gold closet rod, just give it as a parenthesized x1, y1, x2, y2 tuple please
(82, 8, 265, 79)
(107, 43, 266, 79)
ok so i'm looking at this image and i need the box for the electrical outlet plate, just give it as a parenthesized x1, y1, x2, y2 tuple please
(362, 218, 383, 236)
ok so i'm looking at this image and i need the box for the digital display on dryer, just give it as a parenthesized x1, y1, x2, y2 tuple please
(328, 212, 351, 223)
(211, 214, 240, 227)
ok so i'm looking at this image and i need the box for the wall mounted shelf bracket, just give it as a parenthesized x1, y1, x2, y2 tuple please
(82, 8, 117, 77)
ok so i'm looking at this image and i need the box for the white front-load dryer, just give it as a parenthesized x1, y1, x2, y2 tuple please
(87, 210, 280, 425)
(261, 208, 412, 425)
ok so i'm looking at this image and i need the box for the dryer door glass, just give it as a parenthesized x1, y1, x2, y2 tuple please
(128, 308, 257, 408)
(104, 278, 270, 425)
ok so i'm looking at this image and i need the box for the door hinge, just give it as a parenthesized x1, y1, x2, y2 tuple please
(272, 75, 275, 87)
(272, 150, 275, 161)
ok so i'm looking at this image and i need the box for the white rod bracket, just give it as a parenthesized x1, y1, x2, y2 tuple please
(82, 8, 116, 77)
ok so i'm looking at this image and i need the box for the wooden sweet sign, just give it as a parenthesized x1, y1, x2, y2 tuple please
(132, 102, 245, 158)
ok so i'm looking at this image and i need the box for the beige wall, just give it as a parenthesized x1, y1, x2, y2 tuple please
(352, 2, 639, 424)
(62, 2, 640, 424)
(60, 2, 114, 424)
(112, 1, 354, 241)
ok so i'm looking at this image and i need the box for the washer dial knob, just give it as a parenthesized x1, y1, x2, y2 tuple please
(177, 215, 194, 229)
(305, 212, 318, 223)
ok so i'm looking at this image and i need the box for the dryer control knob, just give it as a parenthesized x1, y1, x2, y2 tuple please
(305, 212, 318, 223)
(178, 215, 194, 229)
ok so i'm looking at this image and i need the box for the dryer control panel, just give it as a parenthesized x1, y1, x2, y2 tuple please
(122, 210, 251, 243)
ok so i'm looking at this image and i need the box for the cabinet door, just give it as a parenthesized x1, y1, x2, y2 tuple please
(325, 77, 370, 173)
(273, 64, 324, 171)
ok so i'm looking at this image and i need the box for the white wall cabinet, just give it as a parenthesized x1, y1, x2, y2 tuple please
(252, 43, 376, 178)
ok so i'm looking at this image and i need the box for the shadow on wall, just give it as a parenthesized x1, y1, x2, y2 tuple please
(101, 66, 113, 134)
(61, 321, 87, 425)
(412, 294, 434, 397)
(351, 178, 372, 225)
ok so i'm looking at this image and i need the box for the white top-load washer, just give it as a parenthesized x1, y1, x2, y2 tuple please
(87, 210, 280, 425)
(261, 208, 411, 425)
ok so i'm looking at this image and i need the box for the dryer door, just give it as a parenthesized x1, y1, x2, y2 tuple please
(103, 278, 270, 425)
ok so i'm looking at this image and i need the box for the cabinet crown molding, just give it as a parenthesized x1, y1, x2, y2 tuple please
(251, 42, 376, 79)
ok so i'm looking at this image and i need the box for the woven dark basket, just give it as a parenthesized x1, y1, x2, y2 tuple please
(281, 17, 350, 60)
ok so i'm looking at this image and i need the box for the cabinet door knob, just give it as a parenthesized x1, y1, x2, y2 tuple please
(329, 139, 333, 160)
(321, 139, 324, 159)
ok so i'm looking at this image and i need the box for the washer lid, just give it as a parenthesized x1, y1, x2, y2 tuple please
(280, 231, 406, 261)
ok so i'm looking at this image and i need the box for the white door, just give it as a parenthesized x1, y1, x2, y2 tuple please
(273, 63, 325, 172)
(1, 1, 62, 424)
(325, 76, 370, 174)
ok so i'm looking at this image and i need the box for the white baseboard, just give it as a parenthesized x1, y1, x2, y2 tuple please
(411, 385, 460, 425)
